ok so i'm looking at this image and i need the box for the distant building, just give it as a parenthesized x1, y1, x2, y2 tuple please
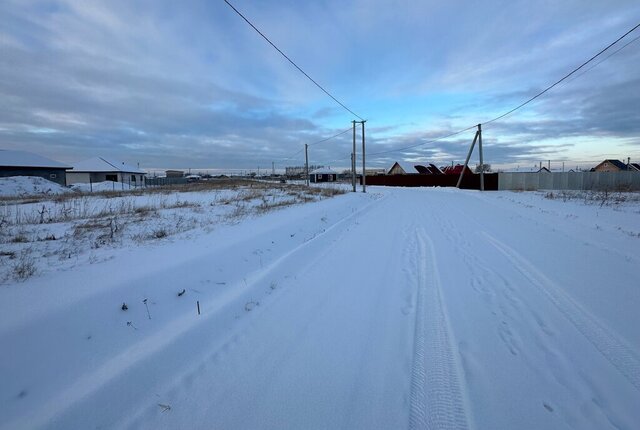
(364, 168, 386, 176)
(592, 159, 630, 172)
(309, 167, 337, 183)
(165, 170, 185, 178)
(66, 157, 146, 186)
(387, 162, 407, 175)
(286, 165, 323, 178)
(0, 149, 70, 186)
(387, 162, 437, 175)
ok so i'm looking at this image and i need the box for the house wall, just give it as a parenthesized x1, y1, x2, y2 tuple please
(593, 162, 623, 172)
(66, 172, 91, 185)
(309, 173, 336, 183)
(388, 165, 406, 175)
(66, 171, 145, 186)
(0, 167, 67, 186)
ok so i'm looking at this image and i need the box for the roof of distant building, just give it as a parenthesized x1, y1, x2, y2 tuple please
(0, 149, 71, 169)
(310, 167, 337, 175)
(69, 157, 145, 174)
(595, 159, 628, 170)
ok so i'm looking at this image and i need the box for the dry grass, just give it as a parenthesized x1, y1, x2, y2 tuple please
(0, 181, 346, 284)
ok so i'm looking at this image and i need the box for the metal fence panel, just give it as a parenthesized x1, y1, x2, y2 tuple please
(498, 172, 640, 191)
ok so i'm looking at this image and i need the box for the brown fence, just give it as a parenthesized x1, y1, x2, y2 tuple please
(363, 173, 498, 190)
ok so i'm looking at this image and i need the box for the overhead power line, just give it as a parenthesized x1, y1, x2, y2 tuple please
(483, 21, 640, 126)
(223, 0, 365, 121)
(369, 125, 477, 157)
(365, 21, 640, 159)
(280, 127, 352, 163)
(308, 127, 352, 146)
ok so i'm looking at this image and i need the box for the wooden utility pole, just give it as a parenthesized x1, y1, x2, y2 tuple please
(456, 128, 479, 188)
(457, 124, 484, 190)
(352, 120, 357, 192)
(304, 144, 309, 186)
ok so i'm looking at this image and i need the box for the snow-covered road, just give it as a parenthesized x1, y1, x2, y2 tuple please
(2, 187, 639, 429)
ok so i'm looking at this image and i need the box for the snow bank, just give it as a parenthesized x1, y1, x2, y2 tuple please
(0, 176, 69, 197)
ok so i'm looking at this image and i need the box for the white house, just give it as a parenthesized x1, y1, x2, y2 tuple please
(66, 157, 146, 186)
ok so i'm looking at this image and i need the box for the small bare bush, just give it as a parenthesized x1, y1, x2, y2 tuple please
(151, 228, 168, 239)
(13, 252, 36, 281)
(11, 234, 29, 243)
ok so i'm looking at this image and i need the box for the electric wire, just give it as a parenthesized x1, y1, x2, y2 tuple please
(563, 33, 640, 85)
(482, 22, 640, 126)
(223, 0, 365, 121)
(363, 21, 640, 160)
(308, 127, 352, 146)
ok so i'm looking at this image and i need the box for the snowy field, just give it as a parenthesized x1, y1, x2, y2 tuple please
(1, 185, 639, 429)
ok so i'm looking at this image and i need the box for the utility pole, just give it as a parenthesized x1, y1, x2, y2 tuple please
(478, 123, 484, 192)
(304, 144, 309, 186)
(456, 126, 479, 189)
(352, 120, 357, 192)
(361, 120, 367, 193)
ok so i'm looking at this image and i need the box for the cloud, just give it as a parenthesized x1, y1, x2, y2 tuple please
(1, 0, 639, 170)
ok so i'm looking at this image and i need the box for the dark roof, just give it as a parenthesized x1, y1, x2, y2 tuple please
(0, 149, 71, 169)
(414, 165, 430, 174)
(630, 163, 640, 172)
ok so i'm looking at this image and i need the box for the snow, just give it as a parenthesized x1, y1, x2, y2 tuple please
(69, 181, 135, 192)
(1, 186, 639, 429)
(0, 176, 70, 197)
(69, 157, 145, 174)
(310, 167, 337, 175)
(0, 149, 70, 168)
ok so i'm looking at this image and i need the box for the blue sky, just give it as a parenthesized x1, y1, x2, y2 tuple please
(1, 0, 639, 171)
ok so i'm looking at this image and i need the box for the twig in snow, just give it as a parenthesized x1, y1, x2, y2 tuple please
(121, 302, 128, 311)
(177, 289, 186, 297)
(126, 321, 137, 330)
(158, 403, 171, 412)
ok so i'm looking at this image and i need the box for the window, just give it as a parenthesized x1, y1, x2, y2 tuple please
(49, 173, 57, 179)
(106, 174, 117, 182)
(131, 175, 136, 182)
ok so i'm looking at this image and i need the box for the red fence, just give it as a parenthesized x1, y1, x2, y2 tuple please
(363, 173, 498, 190)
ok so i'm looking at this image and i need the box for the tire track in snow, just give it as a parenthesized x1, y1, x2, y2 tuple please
(483, 232, 640, 392)
(409, 227, 470, 430)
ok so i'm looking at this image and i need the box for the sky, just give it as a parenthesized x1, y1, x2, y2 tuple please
(1, 0, 639, 172)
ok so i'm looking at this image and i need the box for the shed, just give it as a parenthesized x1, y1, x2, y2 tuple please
(66, 157, 146, 186)
(0, 149, 71, 186)
(309, 167, 337, 183)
